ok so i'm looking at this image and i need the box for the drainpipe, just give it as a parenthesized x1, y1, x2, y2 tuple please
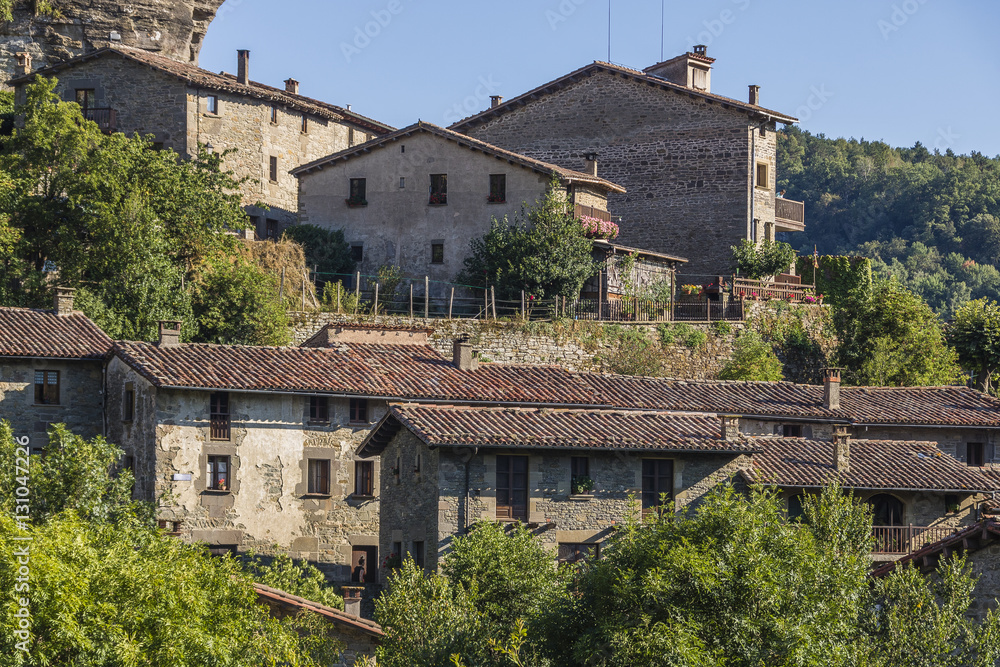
(462, 446, 479, 534)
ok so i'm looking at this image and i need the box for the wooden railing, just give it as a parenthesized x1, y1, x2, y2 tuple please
(83, 108, 118, 132)
(775, 198, 805, 226)
(570, 298, 744, 322)
(871, 525, 957, 555)
(210, 414, 231, 441)
(574, 204, 612, 221)
(733, 277, 811, 303)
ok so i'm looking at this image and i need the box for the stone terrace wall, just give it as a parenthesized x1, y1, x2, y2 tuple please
(289, 301, 835, 383)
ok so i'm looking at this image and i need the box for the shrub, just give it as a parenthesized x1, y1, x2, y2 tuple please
(718, 329, 784, 381)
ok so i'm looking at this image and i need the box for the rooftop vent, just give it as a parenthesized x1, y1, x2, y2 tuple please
(749, 84, 760, 106)
(237, 49, 250, 85)
(490, 95, 503, 108)
(158, 321, 182, 347)
(54, 287, 75, 317)
(720, 414, 740, 441)
(453, 337, 479, 371)
(822, 367, 842, 411)
(15, 52, 32, 77)
(584, 152, 598, 176)
(833, 426, 851, 472)
(284, 78, 299, 94)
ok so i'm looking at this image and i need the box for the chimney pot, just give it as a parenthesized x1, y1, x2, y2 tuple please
(693, 44, 707, 56)
(490, 95, 503, 108)
(342, 585, 364, 617)
(584, 152, 598, 176)
(284, 78, 299, 94)
(237, 50, 250, 86)
(720, 414, 741, 441)
(833, 426, 851, 472)
(15, 52, 32, 77)
(453, 337, 479, 371)
(54, 287, 75, 316)
(158, 321, 183, 347)
(822, 367, 842, 411)
(748, 84, 761, 106)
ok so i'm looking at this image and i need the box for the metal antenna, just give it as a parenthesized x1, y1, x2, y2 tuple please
(608, 0, 612, 62)
(661, 0, 665, 61)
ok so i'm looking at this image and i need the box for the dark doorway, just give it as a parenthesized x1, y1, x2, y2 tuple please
(351, 546, 377, 584)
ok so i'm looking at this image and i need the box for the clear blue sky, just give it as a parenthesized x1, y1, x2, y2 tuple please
(201, 0, 1000, 156)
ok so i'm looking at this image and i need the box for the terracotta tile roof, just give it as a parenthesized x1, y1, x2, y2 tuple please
(8, 46, 393, 135)
(582, 376, 1000, 427)
(253, 583, 383, 637)
(0, 307, 112, 359)
(449, 61, 797, 131)
(744, 438, 999, 492)
(359, 404, 757, 456)
(291, 121, 627, 193)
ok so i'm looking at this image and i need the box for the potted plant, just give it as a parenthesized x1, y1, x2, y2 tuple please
(487, 193, 505, 203)
(345, 196, 367, 208)
(571, 475, 595, 495)
(429, 192, 447, 205)
(381, 552, 402, 569)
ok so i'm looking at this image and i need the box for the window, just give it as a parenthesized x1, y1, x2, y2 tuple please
(489, 174, 506, 203)
(269, 156, 279, 182)
(351, 244, 364, 263)
(308, 459, 330, 495)
(782, 424, 802, 437)
(399, 177, 406, 189)
(270, 104, 279, 124)
(265, 218, 279, 240)
(34, 370, 59, 405)
(692, 68, 707, 90)
(354, 460, 374, 496)
(348, 127, 356, 146)
(348, 178, 367, 206)
(496, 455, 528, 520)
(123, 382, 135, 422)
(411, 541, 425, 568)
(431, 242, 444, 264)
(352, 546, 377, 583)
(558, 543, 598, 564)
(945, 494, 960, 514)
(967, 442, 985, 467)
(756, 162, 769, 190)
(571, 456, 591, 494)
(429, 174, 448, 205)
(309, 396, 329, 422)
(209, 392, 230, 441)
(205, 95, 219, 115)
(350, 398, 368, 424)
(301, 114, 309, 133)
(414, 453, 422, 475)
(207, 455, 230, 491)
(787, 494, 805, 521)
(75, 88, 96, 110)
(641, 459, 673, 517)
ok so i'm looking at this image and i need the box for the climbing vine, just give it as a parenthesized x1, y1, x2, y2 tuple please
(0, 0, 61, 21)
(795, 255, 872, 308)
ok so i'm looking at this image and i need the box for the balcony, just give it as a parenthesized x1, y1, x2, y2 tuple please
(775, 197, 805, 232)
(82, 108, 118, 133)
(574, 204, 612, 222)
(872, 525, 957, 555)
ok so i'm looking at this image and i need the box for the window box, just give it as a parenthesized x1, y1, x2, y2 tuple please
(487, 193, 506, 204)
(345, 197, 368, 208)
(428, 192, 448, 206)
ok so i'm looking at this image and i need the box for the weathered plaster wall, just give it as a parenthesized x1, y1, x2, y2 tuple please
(459, 68, 781, 276)
(0, 358, 103, 442)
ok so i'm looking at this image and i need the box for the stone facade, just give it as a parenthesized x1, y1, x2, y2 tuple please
(454, 63, 794, 276)
(12, 49, 389, 234)
(0, 358, 104, 446)
(375, 427, 750, 571)
(105, 355, 386, 582)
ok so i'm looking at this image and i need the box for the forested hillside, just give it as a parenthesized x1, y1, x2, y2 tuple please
(777, 126, 1000, 317)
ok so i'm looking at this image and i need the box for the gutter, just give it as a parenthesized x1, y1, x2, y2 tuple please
(769, 483, 996, 494)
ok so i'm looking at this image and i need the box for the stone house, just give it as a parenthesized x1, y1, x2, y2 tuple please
(293, 121, 626, 294)
(0, 289, 111, 449)
(7, 46, 393, 237)
(450, 47, 804, 277)
(359, 401, 997, 571)
(585, 240, 687, 302)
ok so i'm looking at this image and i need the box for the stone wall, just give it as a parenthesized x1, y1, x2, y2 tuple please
(457, 67, 781, 276)
(106, 357, 386, 582)
(0, 0, 226, 85)
(964, 542, 1000, 623)
(0, 358, 104, 444)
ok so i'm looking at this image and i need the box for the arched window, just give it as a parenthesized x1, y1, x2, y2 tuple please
(868, 494, 904, 526)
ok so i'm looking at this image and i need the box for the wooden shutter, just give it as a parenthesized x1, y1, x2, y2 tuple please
(496, 455, 528, 520)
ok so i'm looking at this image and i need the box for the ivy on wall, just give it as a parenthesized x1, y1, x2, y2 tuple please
(795, 255, 873, 307)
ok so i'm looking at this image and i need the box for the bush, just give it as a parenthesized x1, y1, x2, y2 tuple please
(718, 329, 784, 381)
(712, 321, 733, 336)
(190, 256, 291, 346)
(732, 239, 797, 279)
(281, 224, 355, 282)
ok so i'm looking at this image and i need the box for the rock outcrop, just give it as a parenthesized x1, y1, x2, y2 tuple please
(1, 0, 226, 85)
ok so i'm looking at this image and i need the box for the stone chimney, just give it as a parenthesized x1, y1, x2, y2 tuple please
(748, 84, 760, 106)
(453, 337, 479, 371)
(643, 44, 714, 93)
(54, 287, 75, 316)
(158, 321, 182, 347)
(342, 586, 364, 617)
(15, 52, 32, 77)
(284, 78, 299, 94)
(833, 426, 851, 473)
(584, 152, 598, 177)
(237, 50, 250, 85)
(490, 95, 503, 108)
(720, 414, 740, 441)
(822, 368, 842, 411)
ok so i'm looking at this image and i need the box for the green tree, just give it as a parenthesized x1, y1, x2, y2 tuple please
(717, 328, 784, 381)
(244, 551, 344, 610)
(281, 224, 356, 282)
(948, 297, 1000, 393)
(190, 256, 291, 346)
(458, 182, 599, 300)
(731, 239, 797, 279)
(833, 277, 960, 386)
